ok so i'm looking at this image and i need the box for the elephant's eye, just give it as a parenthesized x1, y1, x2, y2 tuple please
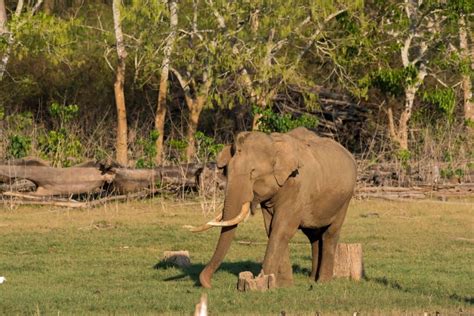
(250, 168, 256, 179)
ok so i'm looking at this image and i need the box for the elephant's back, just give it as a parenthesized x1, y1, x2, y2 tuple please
(298, 135, 357, 198)
(287, 127, 357, 188)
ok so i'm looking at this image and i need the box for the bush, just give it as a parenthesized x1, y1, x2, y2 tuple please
(135, 130, 159, 168)
(195, 131, 224, 162)
(253, 106, 319, 133)
(38, 103, 83, 167)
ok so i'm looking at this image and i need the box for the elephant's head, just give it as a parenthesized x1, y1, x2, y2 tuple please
(187, 131, 302, 288)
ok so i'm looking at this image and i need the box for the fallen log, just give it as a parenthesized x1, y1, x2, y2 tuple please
(0, 165, 114, 196)
(111, 168, 161, 194)
(2, 190, 155, 208)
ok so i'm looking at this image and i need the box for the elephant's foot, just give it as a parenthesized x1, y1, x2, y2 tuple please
(317, 270, 334, 283)
(276, 275, 293, 287)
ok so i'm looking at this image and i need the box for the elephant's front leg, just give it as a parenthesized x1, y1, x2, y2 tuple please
(262, 207, 293, 286)
(262, 210, 299, 287)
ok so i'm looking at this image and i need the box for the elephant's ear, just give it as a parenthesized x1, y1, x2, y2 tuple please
(272, 134, 302, 186)
(216, 145, 233, 168)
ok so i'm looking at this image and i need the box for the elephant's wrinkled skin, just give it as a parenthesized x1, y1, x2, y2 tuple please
(192, 127, 357, 288)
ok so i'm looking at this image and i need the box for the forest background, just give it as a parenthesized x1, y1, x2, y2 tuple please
(0, 0, 472, 183)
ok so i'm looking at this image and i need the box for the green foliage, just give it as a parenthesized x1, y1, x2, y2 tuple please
(38, 130, 83, 167)
(135, 130, 159, 169)
(397, 149, 411, 169)
(0, 106, 4, 120)
(6, 111, 33, 132)
(445, 0, 474, 18)
(49, 103, 80, 126)
(38, 103, 83, 167)
(195, 131, 224, 162)
(422, 88, 456, 120)
(254, 106, 318, 133)
(13, 12, 85, 66)
(5, 112, 34, 159)
(7, 135, 31, 159)
(168, 139, 188, 162)
(370, 66, 418, 97)
(440, 165, 464, 180)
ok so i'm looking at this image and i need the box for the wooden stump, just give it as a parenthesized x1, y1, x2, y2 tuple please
(334, 243, 364, 281)
(163, 250, 191, 268)
(237, 271, 276, 292)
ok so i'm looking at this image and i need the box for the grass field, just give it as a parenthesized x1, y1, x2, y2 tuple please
(0, 196, 473, 315)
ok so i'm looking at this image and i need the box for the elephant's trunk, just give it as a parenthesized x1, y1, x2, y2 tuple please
(199, 177, 253, 288)
(199, 225, 237, 288)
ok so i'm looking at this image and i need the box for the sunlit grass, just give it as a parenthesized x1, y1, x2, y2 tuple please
(0, 197, 472, 314)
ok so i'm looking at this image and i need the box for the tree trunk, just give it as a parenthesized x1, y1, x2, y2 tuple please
(398, 87, 417, 151)
(185, 98, 204, 162)
(252, 112, 263, 131)
(0, 0, 23, 81)
(155, 0, 178, 165)
(43, 0, 54, 14)
(112, 0, 128, 166)
(459, 15, 473, 126)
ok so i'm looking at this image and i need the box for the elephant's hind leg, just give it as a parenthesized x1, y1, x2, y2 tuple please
(301, 227, 323, 281)
(318, 199, 351, 282)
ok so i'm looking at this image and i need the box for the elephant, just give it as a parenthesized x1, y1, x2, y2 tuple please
(187, 127, 357, 288)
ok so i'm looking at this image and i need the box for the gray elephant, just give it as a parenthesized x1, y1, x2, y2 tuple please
(187, 127, 357, 288)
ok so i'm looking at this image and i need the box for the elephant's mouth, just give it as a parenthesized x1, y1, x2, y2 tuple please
(184, 202, 251, 232)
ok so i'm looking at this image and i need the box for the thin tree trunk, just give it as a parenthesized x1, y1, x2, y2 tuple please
(43, 0, 54, 14)
(185, 96, 206, 161)
(459, 15, 473, 126)
(184, 73, 211, 162)
(170, 66, 211, 163)
(112, 0, 128, 166)
(0, 0, 23, 81)
(155, 0, 178, 165)
(388, 1, 429, 151)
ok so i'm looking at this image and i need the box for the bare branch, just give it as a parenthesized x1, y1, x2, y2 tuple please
(206, 0, 226, 29)
(31, 0, 43, 15)
(170, 67, 193, 105)
(15, 0, 24, 16)
(401, 33, 413, 67)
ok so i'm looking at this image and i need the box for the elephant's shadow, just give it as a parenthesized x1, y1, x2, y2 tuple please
(154, 260, 313, 286)
(154, 260, 262, 286)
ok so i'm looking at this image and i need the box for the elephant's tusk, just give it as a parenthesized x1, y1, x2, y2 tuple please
(183, 213, 223, 232)
(207, 202, 251, 227)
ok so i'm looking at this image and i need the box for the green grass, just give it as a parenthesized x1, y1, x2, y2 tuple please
(0, 197, 473, 315)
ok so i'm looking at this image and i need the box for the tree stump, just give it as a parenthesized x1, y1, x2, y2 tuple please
(237, 271, 276, 292)
(163, 250, 191, 268)
(334, 243, 364, 281)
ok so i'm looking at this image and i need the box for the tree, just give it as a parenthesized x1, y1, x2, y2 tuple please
(367, 0, 454, 151)
(169, 0, 223, 162)
(155, 0, 178, 165)
(447, 0, 474, 127)
(0, 0, 24, 80)
(112, 0, 128, 166)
